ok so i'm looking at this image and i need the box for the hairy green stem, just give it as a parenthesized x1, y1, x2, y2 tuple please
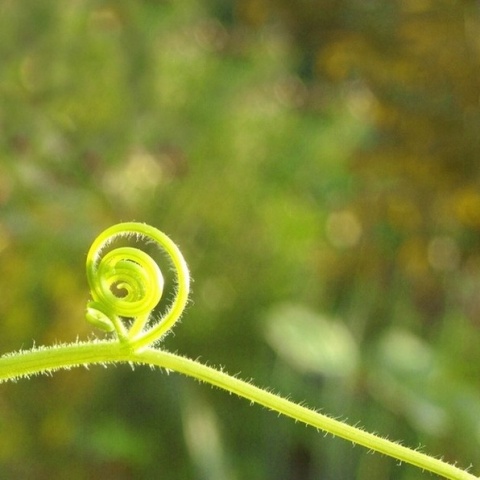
(0, 341, 129, 381)
(137, 349, 478, 480)
(0, 342, 475, 480)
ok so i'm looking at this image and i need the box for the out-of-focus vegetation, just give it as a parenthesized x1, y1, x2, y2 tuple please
(1, 0, 480, 478)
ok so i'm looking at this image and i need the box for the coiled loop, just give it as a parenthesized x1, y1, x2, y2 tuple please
(86, 223, 190, 347)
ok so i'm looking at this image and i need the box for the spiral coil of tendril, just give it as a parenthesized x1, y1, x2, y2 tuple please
(86, 222, 190, 347)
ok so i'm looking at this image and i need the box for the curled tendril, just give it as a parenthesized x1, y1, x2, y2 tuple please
(86, 222, 190, 348)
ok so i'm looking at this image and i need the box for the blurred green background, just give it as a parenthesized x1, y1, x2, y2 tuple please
(1, 0, 480, 478)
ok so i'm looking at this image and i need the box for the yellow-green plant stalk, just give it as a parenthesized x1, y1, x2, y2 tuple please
(0, 223, 476, 480)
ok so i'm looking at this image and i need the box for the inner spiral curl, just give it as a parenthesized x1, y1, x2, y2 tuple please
(93, 247, 164, 318)
(87, 242, 165, 336)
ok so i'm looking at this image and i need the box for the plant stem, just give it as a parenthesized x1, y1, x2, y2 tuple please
(0, 341, 130, 383)
(0, 342, 475, 480)
(134, 348, 477, 480)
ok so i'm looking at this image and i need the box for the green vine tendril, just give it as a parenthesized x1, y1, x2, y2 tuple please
(85, 222, 190, 348)
(0, 222, 476, 480)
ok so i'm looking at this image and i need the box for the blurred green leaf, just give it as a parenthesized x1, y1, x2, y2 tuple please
(265, 303, 358, 377)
